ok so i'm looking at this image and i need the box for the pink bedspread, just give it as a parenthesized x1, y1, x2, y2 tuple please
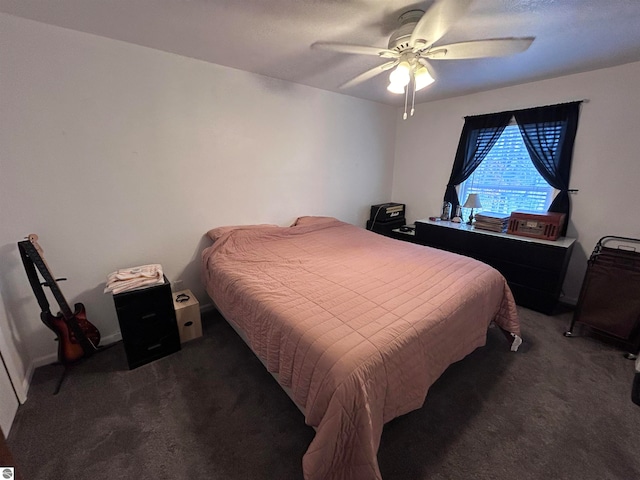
(201, 217, 520, 480)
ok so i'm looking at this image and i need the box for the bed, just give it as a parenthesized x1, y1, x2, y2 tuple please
(201, 216, 521, 480)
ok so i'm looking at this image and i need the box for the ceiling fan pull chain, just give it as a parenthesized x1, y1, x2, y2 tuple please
(410, 74, 416, 117)
(403, 82, 409, 120)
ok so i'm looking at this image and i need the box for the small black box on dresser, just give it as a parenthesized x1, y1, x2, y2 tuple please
(369, 203, 406, 223)
(367, 202, 406, 237)
(112, 275, 181, 369)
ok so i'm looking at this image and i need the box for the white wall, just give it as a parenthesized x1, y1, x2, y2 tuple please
(0, 13, 397, 394)
(391, 61, 640, 304)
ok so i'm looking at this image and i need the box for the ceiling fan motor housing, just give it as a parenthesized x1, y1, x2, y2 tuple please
(388, 10, 424, 52)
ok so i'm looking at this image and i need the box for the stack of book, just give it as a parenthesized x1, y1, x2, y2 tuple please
(474, 212, 510, 233)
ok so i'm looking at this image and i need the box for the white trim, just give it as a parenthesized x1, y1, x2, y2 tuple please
(30, 331, 124, 371)
(20, 308, 211, 404)
(0, 332, 27, 404)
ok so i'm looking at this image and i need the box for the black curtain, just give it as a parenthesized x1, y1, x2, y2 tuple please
(514, 101, 581, 235)
(444, 111, 512, 211)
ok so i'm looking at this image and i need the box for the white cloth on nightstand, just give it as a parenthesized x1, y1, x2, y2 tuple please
(104, 264, 164, 294)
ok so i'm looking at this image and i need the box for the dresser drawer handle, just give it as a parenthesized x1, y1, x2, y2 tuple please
(147, 343, 162, 351)
(184, 321, 193, 327)
(142, 313, 156, 320)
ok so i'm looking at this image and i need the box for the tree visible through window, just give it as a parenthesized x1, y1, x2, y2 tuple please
(458, 123, 555, 217)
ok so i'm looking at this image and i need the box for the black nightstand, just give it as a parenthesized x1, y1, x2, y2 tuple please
(112, 276, 181, 369)
(366, 218, 405, 237)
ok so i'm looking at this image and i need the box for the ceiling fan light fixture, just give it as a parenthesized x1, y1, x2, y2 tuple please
(387, 82, 406, 94)
(414, 65, 435, 91)
(312, 1, 534, 119)
(388, 61, 411, 87)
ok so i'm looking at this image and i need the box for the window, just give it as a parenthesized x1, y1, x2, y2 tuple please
(444, 102, 580, 236)
(458, 122, 556, 217)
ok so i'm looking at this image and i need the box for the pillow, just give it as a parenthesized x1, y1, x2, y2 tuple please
(206, 224, 278, 242)
(290, 216, 339, 227)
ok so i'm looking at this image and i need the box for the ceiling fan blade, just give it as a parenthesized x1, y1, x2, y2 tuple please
(410, 0, 473, 49)
(339, 61, 398, 89)
(425, 37, 535, 60)
(311, 42, 399, 58)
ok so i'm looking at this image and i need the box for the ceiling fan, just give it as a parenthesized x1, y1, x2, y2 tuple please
(311, 0, 534, 119)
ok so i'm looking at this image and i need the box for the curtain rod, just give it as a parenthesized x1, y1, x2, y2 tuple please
(463, 99, 588, 119)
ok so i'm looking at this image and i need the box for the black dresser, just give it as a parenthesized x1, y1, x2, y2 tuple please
(112, 276, 181, 369)
(391, 220, 575, 315)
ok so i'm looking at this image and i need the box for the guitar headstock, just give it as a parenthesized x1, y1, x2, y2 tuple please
(27, 234, 44, 257)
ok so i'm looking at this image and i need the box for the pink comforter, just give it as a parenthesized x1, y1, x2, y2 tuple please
(201, 216, 520, 480)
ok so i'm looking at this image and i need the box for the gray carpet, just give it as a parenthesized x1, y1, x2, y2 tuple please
(7, 307, 640, 480)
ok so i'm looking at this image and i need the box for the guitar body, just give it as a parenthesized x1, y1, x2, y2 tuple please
(41, 303, 101, 364)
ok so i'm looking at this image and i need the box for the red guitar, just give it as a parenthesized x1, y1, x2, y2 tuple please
(19, 234, 100, 364)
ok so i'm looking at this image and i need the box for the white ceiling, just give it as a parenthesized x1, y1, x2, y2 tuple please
(3, 0, 640, 106)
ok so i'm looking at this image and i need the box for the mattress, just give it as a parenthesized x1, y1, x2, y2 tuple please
(201, 216, 521, 480)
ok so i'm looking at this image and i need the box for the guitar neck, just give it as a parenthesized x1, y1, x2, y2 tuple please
(24, 243, 74, 320)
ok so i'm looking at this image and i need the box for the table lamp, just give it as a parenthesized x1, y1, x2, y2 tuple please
(462, 194, 482, 225)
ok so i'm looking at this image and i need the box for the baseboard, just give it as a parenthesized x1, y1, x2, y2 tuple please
(17, 367, 31, 405)
(200, 303, 216, 315)
(30, 353, 57, 373)
(30, 330, 124, 370)
(102, 331, 123, 345)
(24, 309, 211, 402)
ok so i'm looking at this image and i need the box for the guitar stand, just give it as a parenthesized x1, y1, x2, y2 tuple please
(17, 236, 110, 396)
(52, 343, 117, 395)
(53, 364, 69, 396)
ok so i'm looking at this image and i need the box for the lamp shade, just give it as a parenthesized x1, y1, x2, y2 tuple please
(387, 82, 405, 94)
(389, 61, 411, 87)
(462, 193, 482, 209)
(414, 65, 435, 91)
